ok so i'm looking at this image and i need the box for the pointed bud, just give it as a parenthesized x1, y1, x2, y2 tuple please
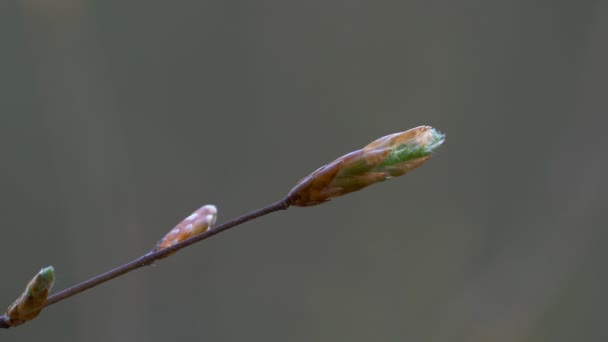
(287, 126, 445, 206)
(154, 205, 218, 254)
(5, 266, 55, 326)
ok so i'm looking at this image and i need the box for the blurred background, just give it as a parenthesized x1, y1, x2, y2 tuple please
(1, 0, 607, 341)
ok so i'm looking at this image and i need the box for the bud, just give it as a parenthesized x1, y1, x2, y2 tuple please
(287, 126, 445, 206)
(6, 266, 55, 326)
(154, 205, 218, 253)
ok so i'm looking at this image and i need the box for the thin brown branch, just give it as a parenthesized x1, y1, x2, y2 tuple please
(1, 197, 291, 328)
(1, 126, 445, 329)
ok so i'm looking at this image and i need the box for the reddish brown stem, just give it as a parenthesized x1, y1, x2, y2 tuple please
(1, 197, 291, 329)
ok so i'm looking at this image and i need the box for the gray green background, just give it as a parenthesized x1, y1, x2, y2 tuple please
(2, 1, 607, 341)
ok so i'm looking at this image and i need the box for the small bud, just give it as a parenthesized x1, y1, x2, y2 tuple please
(6, 266, 55, 326)
(154, 205, 218, 253)
(287, 126, 445, 206)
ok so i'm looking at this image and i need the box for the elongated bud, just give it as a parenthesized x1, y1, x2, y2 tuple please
(5, 266, 55, 326)
(287, 126, 445, 206)
(154, 205, 218, 253)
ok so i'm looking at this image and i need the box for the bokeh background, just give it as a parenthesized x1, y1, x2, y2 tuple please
(1, 1, 607, 341)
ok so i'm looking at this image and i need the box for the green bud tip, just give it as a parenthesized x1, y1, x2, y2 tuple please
(378, 127, 445, 168)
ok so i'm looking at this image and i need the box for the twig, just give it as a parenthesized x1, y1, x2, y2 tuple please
(1, 126, 445, 329)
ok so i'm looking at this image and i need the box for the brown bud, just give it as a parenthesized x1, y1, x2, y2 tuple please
(6, 266, 55, 326)
(154, 205, 217, 254)
(287, 126, 445, 206)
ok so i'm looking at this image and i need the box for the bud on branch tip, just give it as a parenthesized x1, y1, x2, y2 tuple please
(5, 266, 55, 327)
(287, 126, 445, 206)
